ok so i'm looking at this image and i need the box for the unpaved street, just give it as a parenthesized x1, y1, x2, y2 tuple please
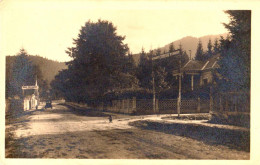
(5, 101, 249, 159)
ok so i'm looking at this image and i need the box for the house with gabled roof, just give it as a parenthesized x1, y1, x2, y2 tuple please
(172, 54, 220, 91)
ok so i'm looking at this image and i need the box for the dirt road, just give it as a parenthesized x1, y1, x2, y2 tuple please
(5, 101, 249, 159)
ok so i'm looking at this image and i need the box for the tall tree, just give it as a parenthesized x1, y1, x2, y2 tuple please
(156, 48, 161, 56)
(125, 51, 136, 75)
(7, 49, 45, 98)
(154, 66, 169, 97)
(217, 10, 251, 92)
(169, 43, 175, 53)
(206, 39, 213, 59)
(213, 38, 220, 54)
(61, 20, 135, 101)
(195, 40, 205, 61)
(137, 48, 152, 89)
(182, 51, 190, 64)
(139, 47, 147, 66)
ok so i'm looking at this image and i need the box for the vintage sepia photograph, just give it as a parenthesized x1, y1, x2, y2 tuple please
(1, 0, 256, 163)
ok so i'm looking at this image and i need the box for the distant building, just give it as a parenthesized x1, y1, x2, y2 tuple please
(172, 54, 220, 91)
(22, 79, 39, 110)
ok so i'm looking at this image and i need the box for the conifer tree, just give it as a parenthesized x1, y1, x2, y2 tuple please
(195, 40, 205, 61)
(156, 48, 161, 56)
(217, 10, 251, 92)
(213, 38, 220, 54)
(207, 39, 213, 59)
(169, 43, 175, 53)
(56, 20, 136, 101)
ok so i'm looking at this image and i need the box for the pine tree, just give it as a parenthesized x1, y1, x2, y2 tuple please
(217, 10, 251, 92)
(195, 40, 205, 61)
(154, 66, 169, 96)
(207, 39, 213, 59)
(213, 38, 220, 54)
(7, 49, 44, 98)
(136, 48, 153, 89)
(169, 43, 175, 53)
(139, 47, 147, 66)
(61, 20, 135, 100)
(156, 48, 161, 56)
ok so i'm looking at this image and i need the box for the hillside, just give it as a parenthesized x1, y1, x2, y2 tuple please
(6, 55, 67, 85)
(132, 33, 228, 64)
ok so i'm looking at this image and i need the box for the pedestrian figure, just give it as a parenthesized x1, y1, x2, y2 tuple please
(108, 115, 112, 123)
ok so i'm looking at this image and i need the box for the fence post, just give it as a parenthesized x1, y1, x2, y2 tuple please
(115, 100, 117, 112)
(197, 97, 201, 113)
(132, 97, 136, 114)
(117, 100, 120, 113)
(156, 99, 159, 113)
(210, 87, 213, 113)
(122, 100, 125, 113)
(127, 99, 130, 114)
(101, 102, 104, 111)
(116, 100, 119, 112)
(111, 100, 114, 112)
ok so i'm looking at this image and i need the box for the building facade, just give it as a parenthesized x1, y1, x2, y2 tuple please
(172, 54, 220, 91)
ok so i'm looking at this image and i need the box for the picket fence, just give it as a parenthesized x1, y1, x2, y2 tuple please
(94, 97, 210, 115)
(212, 92, 250, 114)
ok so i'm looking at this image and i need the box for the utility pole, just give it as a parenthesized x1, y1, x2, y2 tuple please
(151, 49, 156, 114)
(152, 71, 156, 113)
(177, 44, 182, 117)
(189, 50, 191, 60)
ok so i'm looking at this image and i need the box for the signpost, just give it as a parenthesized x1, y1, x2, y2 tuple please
(22, 79, 39, 110)
(151, 48, 182, 116)
(22, 86, 39, 90)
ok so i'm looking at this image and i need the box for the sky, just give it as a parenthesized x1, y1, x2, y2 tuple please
(0, 0, 230, 62)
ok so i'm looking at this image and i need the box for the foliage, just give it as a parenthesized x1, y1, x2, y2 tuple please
(155, 48, 161, 56)
(169, 43, 175, 53)
(216, 10, 251, 92)
(195, 40, 205, 61)
(206, 39, 213, 59)
(6, 49, 48, 98)
(213, 38, 220, 54)
(154, 66, 170, 94)
(6, 54, 66, 89)
(51, 20, 137, 101)
(136, 48, 153, 89)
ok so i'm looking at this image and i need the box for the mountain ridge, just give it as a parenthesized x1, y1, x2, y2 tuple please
(132, 33, 228, 64)
(6, 55, 67, 85)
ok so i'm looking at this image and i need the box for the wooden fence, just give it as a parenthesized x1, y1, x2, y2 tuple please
(211, 92, 250, 127)
(5, 99, 24, 117)
(212, 92, 250, 114)
(96, 97, 210, 115)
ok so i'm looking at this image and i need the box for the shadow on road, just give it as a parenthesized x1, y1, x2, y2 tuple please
(5, 108, 46, 158)
(60, 103, 110, 117)
(129, 120, 250, 152)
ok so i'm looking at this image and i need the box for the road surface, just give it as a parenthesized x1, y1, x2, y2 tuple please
(5, 101, 249, 159)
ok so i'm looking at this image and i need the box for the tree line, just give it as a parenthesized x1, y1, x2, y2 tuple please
(50, 20, 195, 102)
(6, 10, 250, 103)
(194, 38, 221, 61)
(6, 49, 49, 99)
(51, 10, 250, 102)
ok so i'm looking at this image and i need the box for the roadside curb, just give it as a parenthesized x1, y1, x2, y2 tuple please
(129, 119, 250, 152)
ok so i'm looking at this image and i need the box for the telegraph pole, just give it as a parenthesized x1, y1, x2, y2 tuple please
(177, 44, 182, 117)
(152, 72, 156, 113)
(151, 49, 156, 114)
